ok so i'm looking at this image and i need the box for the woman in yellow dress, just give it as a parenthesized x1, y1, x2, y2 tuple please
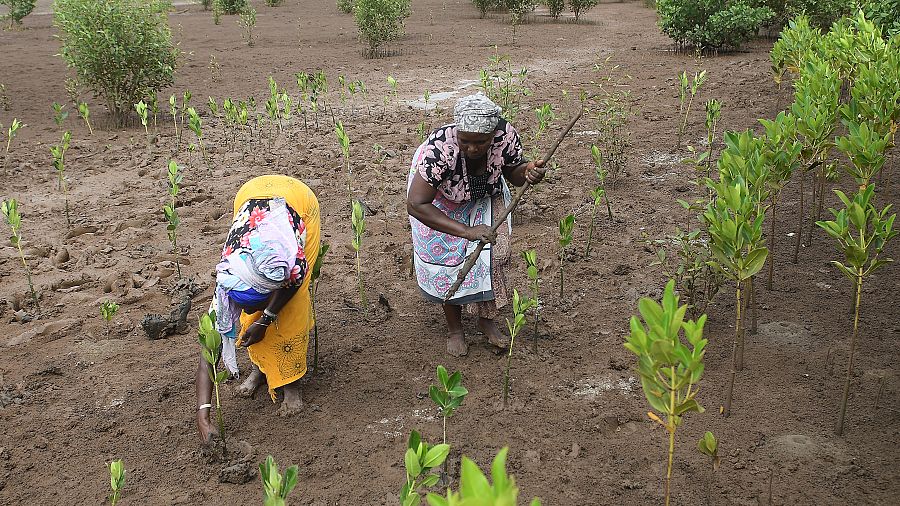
(195, 175, 320, 443)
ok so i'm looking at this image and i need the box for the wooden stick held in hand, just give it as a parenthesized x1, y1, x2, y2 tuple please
(443, 107, 584, 302)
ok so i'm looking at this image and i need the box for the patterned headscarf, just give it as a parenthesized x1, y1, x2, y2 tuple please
(454, 93, 502, 134)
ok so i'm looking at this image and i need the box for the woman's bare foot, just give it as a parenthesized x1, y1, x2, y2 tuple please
(235, 365, 265, 398)
(447, 331, 469, 357)
(477, 318, 510, 349)
(277, 382, 304, 417)
(197, 411, 220, 444)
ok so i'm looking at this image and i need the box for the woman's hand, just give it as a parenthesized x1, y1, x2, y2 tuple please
(525, 160, 547, 185)
(238, 321, 268, 348)
(466, 224, 496, 243)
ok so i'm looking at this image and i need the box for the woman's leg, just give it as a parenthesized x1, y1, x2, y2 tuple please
(195, 355, 218, 443)
(278, 380, 304, 417)
(443, 303, 468, 356)
(235, 362, 266, 397)
(469, 194, 511, 348)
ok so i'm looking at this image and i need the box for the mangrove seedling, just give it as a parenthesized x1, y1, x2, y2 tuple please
(187, 107, 208, 168)
(425, 447, 542, 506)
(676, 70, 707, 148)
(428, 365, 468, 445)
(704, 175, 767, 415)
(207, 96, 219, 118)
(351, 200, 368, 310)
(816, 185, 897, 435)
(401, 430, 450, 506)
(309, 242, 329, 373)
(100, 299, 119, 337)
(77, 102, 92, 135)
(623, 279, 707, 506)
(835, 120, 890, 189)
(335, 121, 352, 203)
(522, 249, 540, 352)
(697, 431, 720, 506)
(169, 94, 178, 149)
(5, 118, 23, 153)
(558, 214, 575, 298)
(107, 459, 125, 506)
(50, 131, 72, 226)
(504, 289, 535, 409)
(2, 199, 40, 315)
(198, 311, 228, 452)
(259, 455, 299, 506)
(239, 5, 257, 47)
(52, 102, 68, 126)
(585, 144, 611, 256)
(135, 100, 149, 139)
(163, 160, 183, 278)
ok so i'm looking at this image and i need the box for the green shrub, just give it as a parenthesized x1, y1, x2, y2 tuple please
(1, 0, 36, 28)
(337, 0, 353, 13)
(217, 0, 247, 14)
(864, 0, 900, 37)
(54, 0, 179, 126)
(784, 0, 855, 29)
(472, 0, 492, 17)
(568, 0, 598, 21)
(545, 0, 564, 19)
(507, 0, 535, 24)
(657, 0, 774, 50)
(354, 0, 410, 57)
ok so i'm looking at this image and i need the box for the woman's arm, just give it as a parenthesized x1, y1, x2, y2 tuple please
(238, 285, 301, 348)
(407, 172, 495, 243)
(503, 159, 547, 187)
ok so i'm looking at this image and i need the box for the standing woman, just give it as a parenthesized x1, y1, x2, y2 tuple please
(196, 175, 320, 443)
(407, 94, 545, 357)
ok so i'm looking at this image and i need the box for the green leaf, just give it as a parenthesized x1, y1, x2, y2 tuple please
(490, 447, 510, 491)
(420, 474, 440, 488)
(408, 430, 421, 451)
(674, 399, 704, 416)
(437, 365, 449, 387)
(459, 456, 491, 499)
(422, 444, 450, 469)
(405, 448, 422, 478)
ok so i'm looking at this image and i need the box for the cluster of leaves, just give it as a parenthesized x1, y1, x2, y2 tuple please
(624, 279, 707, 506)
(107, 459, 125, 506)
(656, 0, 774, 50)
(507, 0, 536, 26)
(425, 448, 542, 506)
(2, 199, 40, 315)
(354, 0, 411, 57)
(259, 455, 300, 506)
(568, 0, 599, 21)
(1, 0, 36, 28)
(863, 0, 900, 37)
(479, 51, 531, 124)
(337, 0, 354, 13)
(400, 431, 450, 506)
(53, 0, 179, 125)
(198, 311, 228, 451)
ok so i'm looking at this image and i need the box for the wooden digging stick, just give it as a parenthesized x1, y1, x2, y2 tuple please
(443, 107, 583, 301)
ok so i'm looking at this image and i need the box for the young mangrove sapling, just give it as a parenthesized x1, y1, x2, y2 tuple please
(503, 289, 535, 409)
(351, 200, 368, 310)
(522, 249, 540, 352)
(2, 199, 40, 315)
(697, 431, 719, 506)
(585, 144, 611, 256)
(187, 107, 209, 169)
(425, 447, 542, 506)
(400, 430, 450, 506)
(100, 300, 119, 337)
(624, 279, 707, 506)
(5, 118, 23, 153)
(259, 455, 300, 506)
(135, 100, 149, 145)
(107, 459, 125, 506)
(77, 103, 92, 135)
(50, 131, 72, 226)
(557, 214, 575, 298)
(52, 102, 68, 126)
(676, 70, 706, 148)
(163, 160, 183, 278)
(816, 184, 896, 435)
(309, 242, 329, 373)
(198, 311, 228, 452)
(428, 365, 468, 446)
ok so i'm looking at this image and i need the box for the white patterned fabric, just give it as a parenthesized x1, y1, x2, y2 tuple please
(454, 93, 502, 134)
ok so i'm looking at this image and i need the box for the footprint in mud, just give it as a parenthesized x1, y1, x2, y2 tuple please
(758, 321, 816, 348)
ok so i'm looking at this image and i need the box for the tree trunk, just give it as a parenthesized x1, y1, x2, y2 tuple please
(792, 169, 804, 264)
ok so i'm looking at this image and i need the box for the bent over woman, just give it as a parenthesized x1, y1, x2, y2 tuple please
(196, 175, 320, 443)
(406, 94, 545, 357)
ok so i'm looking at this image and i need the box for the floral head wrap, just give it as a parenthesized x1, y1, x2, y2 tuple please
(454, 93, 502, 134)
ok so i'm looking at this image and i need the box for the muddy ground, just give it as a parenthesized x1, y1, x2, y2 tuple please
(0, 1, 898, 504)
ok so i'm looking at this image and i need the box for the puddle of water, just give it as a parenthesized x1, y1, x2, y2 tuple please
(406, 80, 480, 110)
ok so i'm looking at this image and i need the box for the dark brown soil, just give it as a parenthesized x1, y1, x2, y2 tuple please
(0, 1, 898, 505)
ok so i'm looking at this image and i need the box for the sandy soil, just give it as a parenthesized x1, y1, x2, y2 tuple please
(0, 1, 898, 504)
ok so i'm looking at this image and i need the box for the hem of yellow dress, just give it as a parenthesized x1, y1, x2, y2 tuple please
(248, 352, 308, 402)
